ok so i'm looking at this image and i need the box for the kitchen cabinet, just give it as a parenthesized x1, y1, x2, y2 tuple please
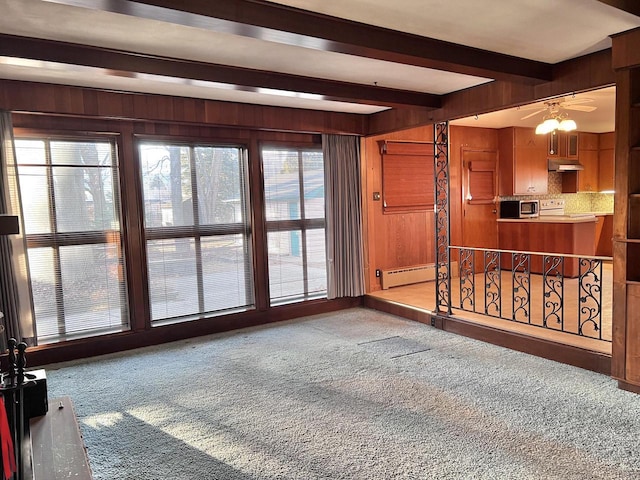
(548, 131, 579, 158)
(578, 149, 599, 192)
(498, 127, 547, 195)
(498, 217, 597, 278)
(595, 214, 613, 257)
(598, 132, 615, 192)
(578, 133, 599, 192)
(561, 132, 599, 193)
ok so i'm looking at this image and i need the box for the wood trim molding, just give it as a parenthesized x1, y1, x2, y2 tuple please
(617, 379, 640, 394)
(365, 296, 612, 375)
(16, 297, 363, 368)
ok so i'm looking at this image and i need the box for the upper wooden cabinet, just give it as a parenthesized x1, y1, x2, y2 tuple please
(598, 132, 615, 192)
(547, 131, 579, 158)
(579, 132, 599, 151)
(561, 132, 600, 193)
(498, 127, 548, 195)
(578, 149, 599, 192)
(579, 132, 599, 192)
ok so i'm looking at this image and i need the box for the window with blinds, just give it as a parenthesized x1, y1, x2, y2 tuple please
(138, 142, 254, 324)
(262, 147, 326, 305)
(15, 138, 128, 343)
(380, 141, 434, 213)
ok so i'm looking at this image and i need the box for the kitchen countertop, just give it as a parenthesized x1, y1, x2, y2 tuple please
(497, 215, 598, 223)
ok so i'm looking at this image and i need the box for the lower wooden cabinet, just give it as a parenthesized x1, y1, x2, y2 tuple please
(498, 219, 597, 277)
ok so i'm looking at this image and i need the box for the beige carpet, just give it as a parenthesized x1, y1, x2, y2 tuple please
(46, 307, 639, 479)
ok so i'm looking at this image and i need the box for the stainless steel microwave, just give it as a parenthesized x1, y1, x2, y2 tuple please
(499, 200, 540, 218)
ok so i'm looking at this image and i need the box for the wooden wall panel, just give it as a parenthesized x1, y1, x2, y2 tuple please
(612, 26, 640, 70)
(369, 49, 615, 135)
(0, 79, 366, 135)
(361, 124, 497, 292)
(626, 284, 640, 383)
(362, 126, 435, 292)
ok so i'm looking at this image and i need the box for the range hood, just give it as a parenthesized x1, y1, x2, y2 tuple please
(548, 159, 585, 172)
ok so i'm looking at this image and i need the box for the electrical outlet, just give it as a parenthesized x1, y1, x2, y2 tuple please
(375, 269, 381, 277)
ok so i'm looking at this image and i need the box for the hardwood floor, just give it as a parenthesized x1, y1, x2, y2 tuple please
(368, 263, 612, 355)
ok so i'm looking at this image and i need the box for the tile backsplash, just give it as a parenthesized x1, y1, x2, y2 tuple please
(500, 172, 614, 214)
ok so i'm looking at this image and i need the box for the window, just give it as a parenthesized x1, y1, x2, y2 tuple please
(138, 142, 253, 324)
(262, 147, 326, 304)
(380, 141, 434, 213)
(464, 150, 498, 204)
(15, 138, 128, 343)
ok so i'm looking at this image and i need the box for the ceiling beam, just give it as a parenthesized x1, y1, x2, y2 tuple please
(0, 34, 441, 109)
(595, 0, 640, 17)
(368, 49, 615, 135)
(43, 0, 553, 83)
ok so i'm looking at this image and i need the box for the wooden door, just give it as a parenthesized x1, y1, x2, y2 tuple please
(461, 149, 499, 258)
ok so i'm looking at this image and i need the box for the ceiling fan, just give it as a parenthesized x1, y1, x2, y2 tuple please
(519, 96, 597, 120)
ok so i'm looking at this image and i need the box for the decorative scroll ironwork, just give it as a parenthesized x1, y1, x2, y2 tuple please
(459, 248, 475, 311)
(512, 253, 531, 323)
(447, 246, 609, 343)
(578, 258, 603, 339)
(434, 122, 451, 315)
(484, 250, 501, 317)
(543, 255, 564, 330)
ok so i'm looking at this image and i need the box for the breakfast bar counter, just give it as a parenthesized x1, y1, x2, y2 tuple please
(497, 216, 598, 277)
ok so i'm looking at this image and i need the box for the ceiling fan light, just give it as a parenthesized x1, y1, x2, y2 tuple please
(535, 123, 548, 134)
(559, 118, 577, 131)
(544, 118, 560, 131)
(536, 118, 559, 134)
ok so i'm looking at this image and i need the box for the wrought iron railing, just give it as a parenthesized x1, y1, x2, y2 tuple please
(448, 246, 611, 342)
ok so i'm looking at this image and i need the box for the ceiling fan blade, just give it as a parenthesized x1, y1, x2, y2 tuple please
(520, 109, 546, 120)
(560, 97, 594, 106)
(564, 105, 597, 112)
(517, 102, 546, 111)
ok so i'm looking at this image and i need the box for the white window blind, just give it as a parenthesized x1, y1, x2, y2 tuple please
(15, 138, 128, 343)
(138, 143, 254, 324)
(262, 147, 326, 304)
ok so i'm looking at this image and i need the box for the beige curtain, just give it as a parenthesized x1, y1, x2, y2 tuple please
(322, 134, 365, 299)
(0, 111, 36, 347)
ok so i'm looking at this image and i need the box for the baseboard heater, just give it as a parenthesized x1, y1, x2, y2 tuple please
(381, 262, 458, 289)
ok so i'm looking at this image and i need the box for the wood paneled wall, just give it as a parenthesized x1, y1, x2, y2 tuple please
(361, 124, 497, 292)
(362, 126, 435, 291)
(0, 79, 367, 135)
(369, 49, 615, 135)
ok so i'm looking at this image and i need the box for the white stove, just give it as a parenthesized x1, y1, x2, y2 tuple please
(539, 198, 565, 216)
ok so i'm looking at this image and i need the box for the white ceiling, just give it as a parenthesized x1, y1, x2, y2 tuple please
(451, 86, 617, 133)
(271, 0, 638, 63)
(0, 0, 637, 126)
